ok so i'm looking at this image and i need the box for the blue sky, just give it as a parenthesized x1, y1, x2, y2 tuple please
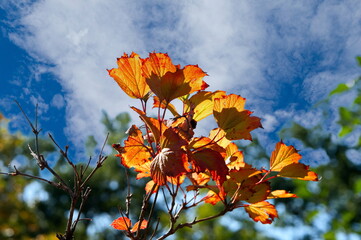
(1, 0, 361, 163)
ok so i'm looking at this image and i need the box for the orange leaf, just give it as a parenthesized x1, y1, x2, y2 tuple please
(146, 65, 208, 103)
(191, 148, 228, 186)
(213, 94, 262, 140)
(145, 180, 158, 194)
(189, 137, 226, 157)
(108, 52, 150, 99)
(153, 96, 179, 116)
(113, 125, 152, 171)
(130, 220, 148, 232)
(111, 217, 132, 230)
(270, 141, 301, 171)
(131, 107, 166, 143)
(226, 143, 249, 170)
(142, 52, 177, 79)
(278, 163, 318, 181)
(245, 201, 278, 224)
(268, 190, 297, 199)
(185, 90, 227, 121)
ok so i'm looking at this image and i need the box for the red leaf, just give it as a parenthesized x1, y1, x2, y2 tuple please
(111, 217, 131, 230)
(191, 149, 228, 186)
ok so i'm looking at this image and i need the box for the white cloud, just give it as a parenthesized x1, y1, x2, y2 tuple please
(4, 0, 361, 151)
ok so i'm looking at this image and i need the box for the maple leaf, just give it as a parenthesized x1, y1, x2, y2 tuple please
(111, 217, 132, 230)
(270, 141, 318, 181)
(213, 94, 262, 140)
(146, 65, 208, 103)
(184, 91, 226, 121)
(244, 201, 278, 224)
(113, 125, 151, 171)
(108, 52, 150, 99)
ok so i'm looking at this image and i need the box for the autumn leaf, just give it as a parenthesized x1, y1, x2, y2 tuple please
(185, 90, 226, 121)
(191, 148, 229, 186)
(131, 106, 167, 143)
(245, 201, 278, 224)
(111, 217, 132, 230)
(208, 128, 231, 148)
(130, 220, 148, 232)
(270, 141, 318, 181)
(113, 125, 151, 171)
(270, 141, 301, 171)
(278, 163, 318, 181)
(108, 52, 150, 99)
(153, 96, 179, 116)
(150, 147, 188, 186)
(213, 94, 262, 140)
(146, 65, 208, 103)
(268, 190, 297, 199)
(142, 52, 177, 79)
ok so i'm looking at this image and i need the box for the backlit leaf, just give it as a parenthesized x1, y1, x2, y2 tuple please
(108, 52, 150, 99)
(245, 201, 278, 224)
(113, 125, 151, 170)
(191, 148, 229, 186)
(270, 141, 301, 172)
(189, 91, 227, 121)
(278, 163, 318, 181)
(213, 94, 262, 140)
(268, 190, 297, 199)
(142, 52, 177, 79)
(146, 65, 208, 102)
(111, 217, 132, 230)
(130, 220, 148, 232)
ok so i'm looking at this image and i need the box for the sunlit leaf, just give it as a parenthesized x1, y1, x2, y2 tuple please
(142, 52, 177, 79)
(268, 190, 297, 199)
(113, 125, 151, 171)
(270, 141, 302, 172)
(153, 96, 179, 116)
(244, 201, 278, 224)
(146, 65, 208, 102)
(130, 220, 148, 232)
(208, 128, 231, 148)
(191, 148, 228, 186)
(278, 163, 318, 181)
(184, 91, 226, 121)
(131, 107, 166, 143)
(111, 217, 132, 230)
(108, 52, 150, 99)
(213, 94, 262, 140)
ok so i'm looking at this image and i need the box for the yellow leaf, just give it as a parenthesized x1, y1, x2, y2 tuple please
(184, 90, 226, 121)
(270, 141, 302, 171)
(268, 190, 297, 199)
